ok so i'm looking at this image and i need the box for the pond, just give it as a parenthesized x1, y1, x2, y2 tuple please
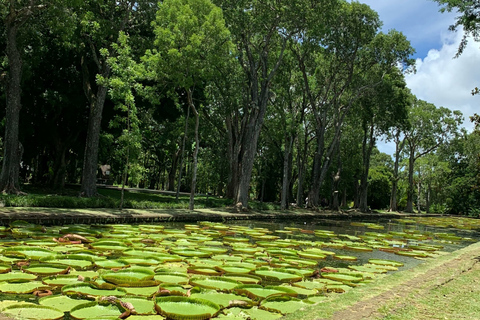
(0, 216, 478, 320)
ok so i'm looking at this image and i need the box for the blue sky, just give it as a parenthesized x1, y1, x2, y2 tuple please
(357, 0, 480, 155)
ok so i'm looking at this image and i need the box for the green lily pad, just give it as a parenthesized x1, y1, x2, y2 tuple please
(39, 294, 92, 312)
(254, 268, 303, 282)
(90, 240, 129, 251)
(62, 283, 127, 297)
(190, 277, 241, 291)
(0, 281, 50, 294)
(70, 301, 123, 319)
(190, 290, 252, 308)
(102, 267, 155, 286)
(3, 246, 54, 260)
(155, 296, 221, 320)
(42, 274, 84, 287)
(170, 248, 211, 258)
(22, 263, 70, 276)
(234, 285, 297, 300)
(0, 271, 37, 282)
(40, 255, 94, 269)
(368, 259, 404, 267)
(2, 303, 64, 320)
(321, 273, 363, 283)
(223, 273, 262, 284)
(260, 296, 315, 315)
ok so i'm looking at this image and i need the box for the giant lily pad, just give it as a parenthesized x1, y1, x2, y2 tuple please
(368, 259, 404, 267)
(40, 254, 94, 269)
(254, 268, 303, 282)
(2, 303, 64, 320)
(0, 281, 50, 294)
(70, 301, 124, 319)
(62, 283, 127, 297)
(234, 285, 297, 300)
(2, 246, 54, 260)
(190, 290, 252, 308)
(42, 274, 84, 287)
(102, 267, 155, 286)
(155, 296, 221, 320)
(39, 294, 92, 312)
(190, 277, 241, 291)
(22, 263, 70, 276)
(260, 296, 315, 315)
(0, 271, 37, 282)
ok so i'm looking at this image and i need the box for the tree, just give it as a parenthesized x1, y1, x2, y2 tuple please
(403, 99, 463, 212)
(78, 0, 149, 197)
(214, 0, 332, 210)
(291, 1, 414, 207)
(99, 32, 142, 209)
(147, 0, 232, 210)
(0, 0, 47, 193)
(356, 69, 409, 212)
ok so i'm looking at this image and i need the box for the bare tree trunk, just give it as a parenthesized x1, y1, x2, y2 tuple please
(281, 135, 294, 210)
(405, 146, 415, 213)
(187, 89, 199, 211)
(359, 122, 375, 213)
(416, 176, 421, 213)
(0, 4, 26, 194)
(389, 134, 404, 212)
(425, 184, 431, 213)
(168, 150, 179, 191)
(296, 129, 309, 207)
(79, 53, 109, 197)
(176, 107, 190, 200)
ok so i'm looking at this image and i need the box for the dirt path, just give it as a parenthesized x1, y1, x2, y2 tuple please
(321, 242, 480, 320)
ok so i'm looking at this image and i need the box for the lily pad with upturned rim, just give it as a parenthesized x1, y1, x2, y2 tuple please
(260, 296, 315, 315)
(39, 294, 92, 312)
(190, 276, 241, 292)
(22, 263, 70, 276)
(69, 301, 124, 320)
(155, 296, 221, 320)
(0, 281, 50, 294)
(2, 303, 64, 320)
(234, 285, 297, 301)
(62, 283, 127, 297)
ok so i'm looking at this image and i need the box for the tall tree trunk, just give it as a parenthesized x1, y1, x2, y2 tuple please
(0, 5, 25, 194)
(296, 128, 308, 207)
(359, 122, 375, 213)
(51, 144, 67, 190)
(187, 89, 199, 211)
(281, 135, 294, 210)
(176, 107, 190, 200)
(425, 184, 431, 213)
(405, 146, 415, 213)
(416, 178, 421, 213)
(168, 150, 179, 191)
(79, 53, 109, 197)
(389, 135, 404, 212)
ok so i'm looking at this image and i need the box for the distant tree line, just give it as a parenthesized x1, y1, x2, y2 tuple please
(1, 0, 479, 214)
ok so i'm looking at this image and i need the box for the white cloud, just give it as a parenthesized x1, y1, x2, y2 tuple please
(405, 31, 480, 132)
